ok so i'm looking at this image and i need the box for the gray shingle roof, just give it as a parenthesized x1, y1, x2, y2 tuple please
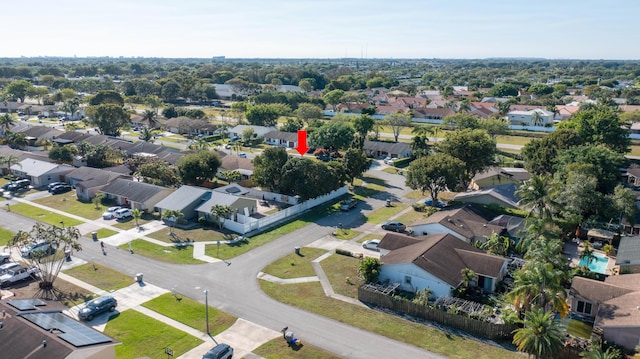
(100, 178, 171, 203)
(155, 186, 211, 211)
(363, 140, 411, 155)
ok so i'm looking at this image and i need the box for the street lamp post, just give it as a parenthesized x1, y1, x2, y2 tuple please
(204, 289, 209, 334)
(59, 221, 64, 228)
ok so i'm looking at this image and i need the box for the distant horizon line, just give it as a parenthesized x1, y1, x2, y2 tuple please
(1, 56, 638, 61)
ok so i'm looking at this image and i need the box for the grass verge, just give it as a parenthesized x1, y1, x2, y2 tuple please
(63, 263, 134, 292)
(148, 226, 236, 243)
(120, 239, 205, 264)
(319, 254, 363, 298)
(259, 281, 520, 359)
(331, 229, 360, 240)
(9, 203, 83, 227)
(90, 228, 118, 239)
(33, 192, 105, 219)
(262, 247, 327, 279)
(357, 233, 383, 243)
(253, 337, 346, 359)
(363, 203, 409, 224)
(104, 310, 203, 359)
(142, 293, 236, 335)
(0, 227, 14, 246)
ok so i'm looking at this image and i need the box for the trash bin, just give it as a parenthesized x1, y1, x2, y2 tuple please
(91, 232, 98, 241)
(135, 273, 143, 283)
(294, 247, 300, 255)
(64, 250, 72, 261)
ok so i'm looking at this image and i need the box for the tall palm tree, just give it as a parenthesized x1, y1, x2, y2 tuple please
(580, 344, 622, 359)
(3, 154, 20, 173)
(131, 209, 142, 228)
(580, 241, 597, 264)
(143, 109, 159, 129)
(411, 125, 431, 136)
(508, 261, 569, 317)
(512, 308, 564, 359)
(0, 113, 15, 136)
(162, 209, 183, 235)
(138, 126, 154, 142)
(516, 175, 557, 221)
(7, 132, 28, 150)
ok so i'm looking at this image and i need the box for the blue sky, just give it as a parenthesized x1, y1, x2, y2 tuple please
(5, 0, 638, 59)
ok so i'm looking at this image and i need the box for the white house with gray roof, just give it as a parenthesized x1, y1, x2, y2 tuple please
(10, 159, 74, 187)
(155, 186, 212, 221)
(196, 191, 257, 221)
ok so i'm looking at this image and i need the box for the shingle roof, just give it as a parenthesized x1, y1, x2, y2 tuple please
(410, 204, 504, 240)
(381, 233, 506, 287)
(68, 167, 126, 189)
(615, 236, 640, 266)
(597, 292, 640, 328)
(100, 178, 172, 203)
(155, 186, 211, 211)
(569, 277, 633, 304)
(197, 191, 245, 212)
(11, 159, 73, 177)
(363, 140, 411, 156)
(264, 130, 298, 142)
(220, 155, 254, 172)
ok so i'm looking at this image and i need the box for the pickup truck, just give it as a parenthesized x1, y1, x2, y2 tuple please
(0, 266, 39, 287)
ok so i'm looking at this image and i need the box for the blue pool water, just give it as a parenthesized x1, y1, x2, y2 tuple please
(577, 252, 609, 274)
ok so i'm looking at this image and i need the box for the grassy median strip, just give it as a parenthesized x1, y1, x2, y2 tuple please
(121, 239, 205, 264)
(63, 263, 133, 292)
(253, 337, 346, 359)
(9, 203, 83, 227)
(142, 293, 236, 336)
(262, 247, 326, 279)
(104, 310, 203, 359)
(259, 281, 520, 359)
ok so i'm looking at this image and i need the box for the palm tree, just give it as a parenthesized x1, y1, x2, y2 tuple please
(516, 175, 557, 221)
(7, 132, 28, 150)
(580, 241, 597, 264)
(209, 205, 233, 229)
(132, 209, 142, 228)
(512, 308, 564, 359)
(428, 126, 442, 143)
(411, 125, 431, 136)
(508, 261, 569, 317)
(3, 154, 20, 173)
(138, 126, 154, 142)
(479, 232, 511, 256)
(143, 109, 159, 129)
(0, 113, 15, 136)
(531, 111, 543, 126)
(580, 344, 622, 359)
(162, 209, 183, 235)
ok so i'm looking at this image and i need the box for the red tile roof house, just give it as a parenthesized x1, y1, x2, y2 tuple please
(569, 274, 640, 350)
(377, 232, 508, 299)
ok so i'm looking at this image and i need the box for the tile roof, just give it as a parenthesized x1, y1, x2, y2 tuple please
(381, 233, 506, 287)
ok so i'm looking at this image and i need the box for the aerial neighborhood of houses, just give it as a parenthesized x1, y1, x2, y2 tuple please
(1, 57, 640, 358)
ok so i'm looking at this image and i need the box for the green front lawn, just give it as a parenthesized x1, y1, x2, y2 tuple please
(90, 228, 118, 239)
(112, 212, 157, 230)
(394, 209, 430, 226)
(259, 281, 520, 359)
(33, 192, 105, 220)
(331, 229, 360, 240)
(120, 239, 204, 264)
(104, 310, 203, 359)
(147, 226, 236, 243)
(9, 203, 83, 227)
(0, 227, 14, 246)
(262, 247, 326, 279)
(63, 263, 134, 292)
(357, 233, 382, 243)
(319, 254, 363, 298)
(363, 203, 409, 224)
(253, 337, 346, 359)
(142, 293, 236, 335)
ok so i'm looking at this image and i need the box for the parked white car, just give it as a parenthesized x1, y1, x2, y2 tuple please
(102, 206, 121, 220)
(114, 208, 133, 219)
(362, 239, 381, 251)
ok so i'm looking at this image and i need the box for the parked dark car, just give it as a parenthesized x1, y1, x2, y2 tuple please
(78, 295, 118, 321)
(339, 199, 357, 211)
(48, 182, 67, 191)
(202, 343, 233, 359)
(425, 198, 447, 208)
(50, 184, 73, 194)
(381, 221, 407, 232)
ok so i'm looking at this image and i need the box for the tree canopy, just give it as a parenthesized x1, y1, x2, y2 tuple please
(177, 150, 221, 186)
(309, 120, 354, 151)
(253, 147, 289, 192)
(405, 153, 464, 202)
(437, 129, 496, 191)
(84, 103, 130, 136)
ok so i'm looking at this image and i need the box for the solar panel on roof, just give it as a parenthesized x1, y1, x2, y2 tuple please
(7, 298, 47, 311)
(19, 312, 113, 347)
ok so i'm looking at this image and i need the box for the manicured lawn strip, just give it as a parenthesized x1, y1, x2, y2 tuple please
(33, 192, 104, 220)
(9, 203, 83, 227)
(331, 229, 360, 240)
(357, 233, 382, 243)
(120, 239, 204, 264)
(495, 134, 533, 146)
(319, 254, 362, 298)
(104, 310, 203, 359)
(382, 167, 403, 174)
(629, 144, 640, 157)
(566, 318, 593, 339)
(394, 209, 429, 226)
(111, 213, 156, 230)
(147, 226, 236, 243)
(259, 281, 520, 359)
(364, 203, 409, 224)
(262, 247, 326, 279)
(253, 337, 346, 359)
(142, 293, 236, 335)
(0, 227, 14, 246)
(91, 228, 118, 239)
(63, 263, 134, 292)
(404, 190, 425, 200)
(204, 199, 344, 260)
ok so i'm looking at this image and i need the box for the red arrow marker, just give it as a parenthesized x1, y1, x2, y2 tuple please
(295, 130, 309, 156)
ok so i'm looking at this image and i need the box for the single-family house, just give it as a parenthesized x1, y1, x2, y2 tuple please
(218, 155, 254, 183)
(66, 167, 129, 201)
(507, 109, 554, 126)
(0, 298, 118, 359)
(10, 159, 75, 188)
(162, 117, 218, 136)
(264, 130, 298, 148)
(409, 204, 507, 244)
(155, 185, 212, 221)
(615, 235, 640, 273)
(99, 178, 174, 211)
(569, 274, 640, 350)
(228, 125, 276, 140)
(625, 165, 640, 187)
(453, 183, 521, 209)
(362, 140, 412, 159)
(378, 233, 508, 299)
(471, 167, 530, 190)
(0, 147, 51, 175)
(196, 191, 258, 221)
(412, 108, 455, 121)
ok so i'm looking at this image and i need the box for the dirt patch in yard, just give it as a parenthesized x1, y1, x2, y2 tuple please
(0, 278, 95, 307)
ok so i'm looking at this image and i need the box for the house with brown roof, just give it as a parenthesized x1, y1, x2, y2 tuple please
(362, 140, 412, 159)
(218, 154, 255, 184)
(471, 166, 531, 190)
(569, 274, 640, 350)
(264, 130, 298, 148)
(378, 233, 508, 299)
(408, 204, 507, 244)
(412, 107, 455, 121)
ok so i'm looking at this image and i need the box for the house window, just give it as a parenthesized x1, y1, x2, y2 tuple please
(404, 275, 412, 284)
(575, 300, 593, 315)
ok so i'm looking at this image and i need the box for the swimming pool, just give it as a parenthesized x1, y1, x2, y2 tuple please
(577, 252, 609, 274)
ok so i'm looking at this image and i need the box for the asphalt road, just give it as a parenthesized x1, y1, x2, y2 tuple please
(1, 185, 445, 358)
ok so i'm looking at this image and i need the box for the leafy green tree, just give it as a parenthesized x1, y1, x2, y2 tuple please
(437, 129, 496, 191)
(241, 126, 255, 144)
(556, 106, 630, 154)
(384, 112, 411, 142)
(245, 103, 283, 127)
(177, 150, 221, 186)
(209, 205, 233, 229)
(279, 157, 345, 200)
(48, 144, 77, 163)
(281, 118, 304, 132)
(479, 117, 510, 140)
(488, 83, 519, 97)
(554, 171, 601, 226)
(220, 170, 241, 183)
(521, 128, 584, 176)
(161, 80, 181, 101)
(443, 113, 479, 130)
(554, 144, 625, 194)
(146, 95, 163, 115)
(88, 90, 124, 106)
(309, 120, 354, 151)
(405, 153, 464, 201)
(4, 80, 35, 103)
(135, 158, 179, 187)
(512, 308, 564, 359)
(92, 193, 104, 209)
(324, 89, 344, 111)
(9, 223, 82, 299)
(342, 148, 370, 185)
(253, 147, 289, 192)
(358, 257, 381, 283)
(293, 103, 323, 125)
(410, 135, 430, 158)
(352, 114, 375, 139)
(528, 84, 553, 96)
(85, 104, 130, 136)
(610, 184, 638, 226)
